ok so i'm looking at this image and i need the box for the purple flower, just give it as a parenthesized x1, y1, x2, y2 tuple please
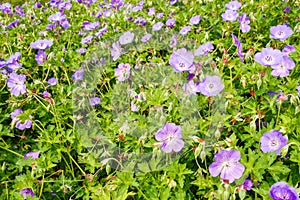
(209, 150, 245, 183)
(152, 22, 164, 31)
(95, 26, 107, 37)
(170, 0, 177, 5)
(103, 9, 113, 17)
(6, 19, 19, 29)
(130, 101, 140, 112)
(194, 42, 214, 56)
(7, 72, 26, 96)
(283, 6, 291, 13)
(16, 118, 32, 130)
(254, 48, 283, 66)
(297, 86, 300, 97)
(48, 77, 57, 86)
(11, 108, 23, 120)
(35, 50, 47, 65)
(156, 12, 164, 19)
(111, 42, 122, 61)
(48, 12, 65, 22)
(222, 10, 238, 22)
(169, 48, 194, 73)
(141, 33, 152, 43)
(110, 0, 124, 10)
(43, 91, 50, 98)
(6, 52, 22, 70)
(282, 45, 296, 55)
(270, 182, 299, 200)
(119, 31, 134, 45)
(134, 16, 146, 26)
(180, 26, 191, 35)
(155, 123, 184, 153)
(199, 75, 224, 96)
(260, 130, 288, 155)
(20, 188, 34, 199)
(169, 35, 178, 48)
(89, 97, 100, 106)
(225, 1, 241, 10)
(72, 66, 84, 81)
(270, 24, 293, 41)
(76, 48, 86, 54)
(238, 13, 251, 33)
(46, 23, 56, 30)
(243, 179, 253, 191)
(58, 1, 72, 11)
(30, 39, 53, 50)
(182, 80, 200, 96)
(148, 7, 155, 16)
(115, 63, 131, 81)
(189, 15, 201, 25)
(24, 152, 40, 160)
(271, 55, 295, 77)
(166, 18, 176, 27)
(81, 35, 93, 44)
(231, 34, 244, 63)
(82, 21, 100, 31)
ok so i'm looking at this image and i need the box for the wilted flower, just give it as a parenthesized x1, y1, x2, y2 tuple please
(182, 80, 200, 96)
(232, 34, 244, 62)
(270, 56, 295, 77)
(7, 72, 26, 96)
(81, 35, 93, 44)
(72, 66, 84, 81)
(30, 39, 53, 50)
(254, 48, 283, 66)
(169, 48, 194, 73)
(194, 42, 214, 56)
(225, 1, 241, 10)
(260, 130, 288, 155)
(243, 179, 253, 191)
(199, 75, 224, 96)
(152, 22, 164, 31)
(141, 33, 152, 43)
(119, 31, 134, 45)
(166, 18, 176, 27)
(270, 24, 293, 41)
(89, 97, 100, 106)
(115, 63, 131, 81)
(20, 188, 34, 199)
(282, 45, 296, 55)
(238, 13, 250, 33)
(24, 152, 40, 160)
(221, 10, 238, 22)
(155, 123, 184, 153)
(179, 26, 191, 35)
(269, 182, 299, 200)
(48, 77, 57, 86)
(209, 149, 245, 183)
(189, 15, 201, 25)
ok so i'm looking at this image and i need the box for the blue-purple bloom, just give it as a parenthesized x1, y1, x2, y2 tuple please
(134, 16, 146, 26)
(20, 188, 34, 199)
(243, 179, 253, 191)
(225, 1, 242, 10)
(152, 22, 164, 31)
(221, 10, 238, 22)
(297, 86, 300, 97)
(111, 41, 122, 61)
(238, 13, 251, 33)
(6, 19, 19, 29)
(199, 75, 224, 96)
(89, 97, 101, 106)
(10, 108, 32, 130)
(155, 123, 184, 153)
(48, 12, 66, 23)
(209, 150, 245, 183)
(169, 35, 178, 48)
(7, 72, 26, 96)
(119, 31, 134, 45)
(81, 35, 93, 44)
(24, 152, 40, 160)
(76, 48, 86, 54)
(156, 12, 164, 19)
(189, 15, 201, 25)
(141, 33, 152, 43)
(180, 26, 191, 35)
(270, 56, 295, 77)
(270, 24, 293, 41)
(194, 42, 214, 56)
(115, 63, 131, 82)
(231, 34, 244, 62)
(82, 21, 100, 31)
(254, 48, 283, 66)
(6, 52, 22, 70)
(283, 6, 291, 13)
(72, 66, 84, 81)
(166, 18, 176, 27)
(182, 80, 200, 96)
(169, 48, 194, 73)
(147, 7, 155, 16)
(95, 26, 107, 37)
(260, 130, 288, 155)
(48, 77, 57, 86)
(35, 50, 47, 65)
(269, 182, 299, 200)
(282, 45, 296, 55)
(30, 39, 53, 50)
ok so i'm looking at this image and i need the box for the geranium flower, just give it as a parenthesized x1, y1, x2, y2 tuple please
(119, 31, 134, 45)
(269, 182, 299, 200)
(179, 26, 191, 35)
(111, 41, 122, 61)
(232, 34, 244, 62)
(166, 18, 176, 27)
(155, 123, 184, 153)
(270, 24, 293, 41)
(221, 10, 238, 22)
(152, 22, 164, 31)
(24, 152, 40, 160)
(198, 75, 224, 96)
(209, 149, 245, 183)
(82, 21, 100, 31)
(194, 42, 214, 56)
(169, 48, 194, 73)
(7, 72, 26, 96)
(35, 50, 47, 65)
(225, 1, 241, 10)
(30, 39, 53, 50)
(254, 48, 283, 66)
(89, 97, 100, 106)
(238, 13, 250, 33)
(270, 56, 295, 77)
(115, 63, 131, 81)
(141, 34, 152, 43)
(48, 77, 57, 86)
(260, 130, 288, 155)
(20, 188, 34, 199)
(189, 15, 201, 25)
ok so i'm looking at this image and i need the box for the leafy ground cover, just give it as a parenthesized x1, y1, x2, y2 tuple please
(0, 0, 300, 199)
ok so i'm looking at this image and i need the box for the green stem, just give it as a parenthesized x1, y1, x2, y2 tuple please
(67, 151, 86, 175)
(0, 146, 23, 158)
